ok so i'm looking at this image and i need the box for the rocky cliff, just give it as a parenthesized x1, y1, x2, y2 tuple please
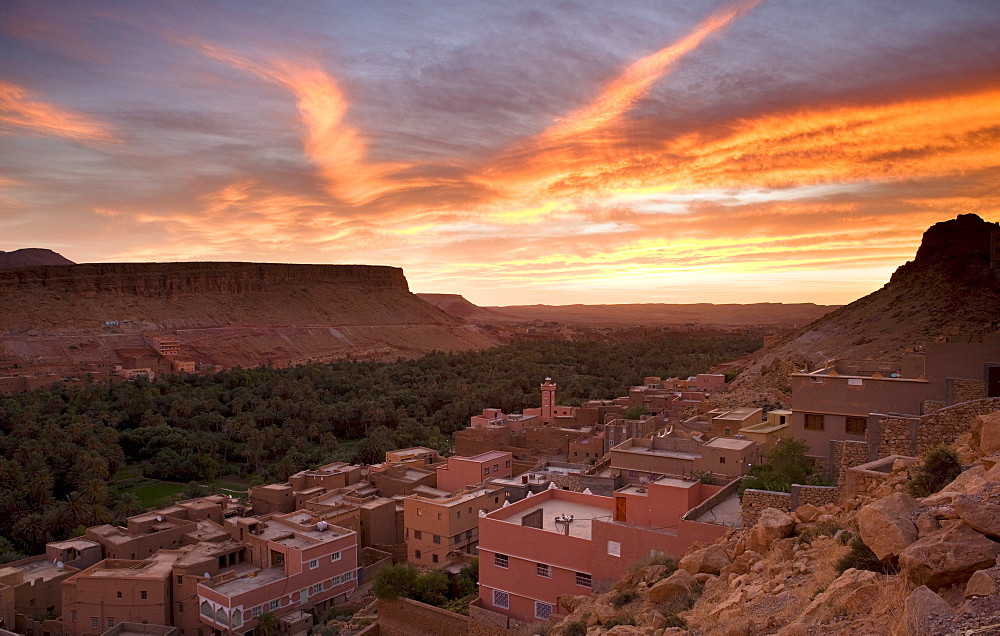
(0, 262, 496, 367)
(715, 214, 1000, 409)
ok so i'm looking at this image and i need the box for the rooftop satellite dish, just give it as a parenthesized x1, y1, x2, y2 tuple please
(56, 561, 64, 571)
(156, 515, 164, 522)
(204, 572, 211, 579)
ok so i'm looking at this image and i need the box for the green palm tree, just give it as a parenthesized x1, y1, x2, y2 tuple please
(112, 492, 146, 524)
(254, 611, 278, 636)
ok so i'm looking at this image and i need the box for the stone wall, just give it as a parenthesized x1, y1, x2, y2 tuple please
(872, 397, 1000, 459)
(950, 378, 985, 405)
(467, 600, 540, 636)
(832, 440, 872, 485)
(792, 484, 839, 508)
(378, 598, 469, 636)
(371, 542, 408, 564)
(875, 415, 915, 457)
(741, 489, 792, 527)
(841, 455, 903, 501)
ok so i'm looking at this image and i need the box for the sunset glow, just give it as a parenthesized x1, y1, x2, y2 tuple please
(1, 1, 998, 305)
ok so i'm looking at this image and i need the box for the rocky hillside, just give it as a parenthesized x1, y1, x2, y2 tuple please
(0, 248, 74, 268)
(416, 293, 519, 322)
(715, 214, 1000, 409)
(547, 411, 1000, 636)
(0, 262, 495, 367)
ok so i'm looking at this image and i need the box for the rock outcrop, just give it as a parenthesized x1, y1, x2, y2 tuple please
(856, 492, 919, 560)
(0, 248, 74, 269)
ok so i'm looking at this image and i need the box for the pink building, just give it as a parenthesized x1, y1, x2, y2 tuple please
(436, 451, 513, 493)
(197, 513, 357, 634)
(476, 478, 728, 623)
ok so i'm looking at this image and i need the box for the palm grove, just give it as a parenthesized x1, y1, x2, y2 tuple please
(0, 333, 759, 557)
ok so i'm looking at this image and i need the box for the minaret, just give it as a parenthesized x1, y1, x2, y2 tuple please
(540, 377, 556, 425)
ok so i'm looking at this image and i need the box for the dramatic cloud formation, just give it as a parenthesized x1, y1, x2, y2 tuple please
(0, 0, 998, 304)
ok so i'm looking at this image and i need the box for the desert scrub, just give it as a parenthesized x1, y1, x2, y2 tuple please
(563, 619, 588, 636)
(603, 616, 636, 628)
(906, 445, 962, 498)
(629, 551, 678, 576)
(835, 537, 899, 575)
(797, 519, 842, 544)
(609, 589, 640, 608)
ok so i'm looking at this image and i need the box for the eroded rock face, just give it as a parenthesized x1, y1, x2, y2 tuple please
(899, 522, 1000, 588)
(857, 492, 920, 560)
(679, 544, 732, 575)
(648, 568, 696, 606)
(796, 568, 883, 624)
(953, 495, 1000, 539)
(898, 585, 953, 636)
(746, 508, 796, 554)
(971, 412, 1000, 455)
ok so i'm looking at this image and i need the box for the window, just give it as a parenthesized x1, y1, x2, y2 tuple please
(140, 590, 147, 599)
(468, 506, 473, 514)
(71, 611, 77, 622)
(493, 590, 509, 609)
(494, 464, 499, 471)
(466, 530, 473, 540)
(92, 619, 99, 629)
(312, 583, 323, 594)
(484, 467, 490, 474)
(108, 618, 115, 628)
(457, 510, 461, 518)
(724, 428, 731, 436)
(804, 413, 825, 431)
(269, 600, 280, 611)
(251, 606, 263, 618)
(437, 513, 442, 520)
(506, 460, 511, 467)
(536, 563, 551, 578)
(176, 575, 183, 584)
(309, 559, 319, 570)
(846, 416, 867, 435)
(344, 570, 354, 581)
(417, 508, 422, 516)
(415, 550, 422, 559)
(29, 599, 35, 607)
(413, 530, 422, 540)
(495, 553, 509, 568)
(231, 609, 242, 628)
(116, 591, 122, 599)
(607, 541, 621, 557)
(575, 572, 592, 588)
(178, 603, 184, 613)
(331, 551, 341, 561)
(433, 534, 441, 544)
(535, 601, 553, 620)
(432, 554, 439, 563)
(719, 456, 726, 464)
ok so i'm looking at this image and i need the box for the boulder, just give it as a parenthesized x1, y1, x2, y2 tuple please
(856, 492, 919, 560)
(678, 543, 731, 575)
(648, 568, 696, 606)
(965, 569, 999, 597)
(796, 568, 883, 624)
(899, 522, 1000, 588)
(746, 508, 796, 553)
(939, 463, 988, 497)
(914, 512, 940, 537)
(971, 411, 1000, 455)
(953, 495, 1000, 538)
(899, 585, 953, 636)
(794, 503, 821, 523)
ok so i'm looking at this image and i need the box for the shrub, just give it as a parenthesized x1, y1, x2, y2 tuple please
(906, 445, 962, 498)
(691, 470, 719, 485)
(629, 551, 678, 575)
(835, 537, 899, 575)
(563, 620, 588, 636)
(797, 519, 841, 544)
(604, 616, 636, 628)
(739, 438, 831, 497)
(662, 613, 687, 628)
(411, 569, 449, 606)
(609, 589, 640, 608)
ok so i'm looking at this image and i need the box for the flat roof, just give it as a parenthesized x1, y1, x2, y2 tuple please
(206, 563, 286, 596)
(615, 446, 699, 461)
(468, 451, 510, 462)
(493, 499, 610, 540)
(704, 438, 754, 450)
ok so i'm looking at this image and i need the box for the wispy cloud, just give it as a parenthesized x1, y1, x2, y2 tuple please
(0, 80, 117, 144)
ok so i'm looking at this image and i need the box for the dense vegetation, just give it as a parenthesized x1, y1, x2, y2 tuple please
(738, 438, 832, 497)
(0, 333, 759, 555)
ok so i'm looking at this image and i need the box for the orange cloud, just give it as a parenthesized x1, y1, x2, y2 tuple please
(544, 0, 760, 142)
(194, 44, 402, 206)
(0, 80, 116, 143)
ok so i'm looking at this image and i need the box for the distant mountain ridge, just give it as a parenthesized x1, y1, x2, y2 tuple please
(0, 248, 74, 268)
(416, 293, 520, 322)
(484, 302, 837, 327)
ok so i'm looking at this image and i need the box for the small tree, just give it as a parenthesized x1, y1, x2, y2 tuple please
(907, 445, 962, 498)
(411, 570, 449, 606)
(739, 438, 827, 497)
(372, 564, 418, 599)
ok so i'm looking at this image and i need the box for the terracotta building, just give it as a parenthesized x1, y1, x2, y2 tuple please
(403, 486, 506, 569)
(476, 479, 729, 623)
(436, 451, 512, 493)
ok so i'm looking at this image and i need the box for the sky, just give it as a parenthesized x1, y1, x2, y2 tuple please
(1, 1, 999, 306)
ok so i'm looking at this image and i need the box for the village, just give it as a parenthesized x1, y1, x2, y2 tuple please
(1, 331, 997, 636)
